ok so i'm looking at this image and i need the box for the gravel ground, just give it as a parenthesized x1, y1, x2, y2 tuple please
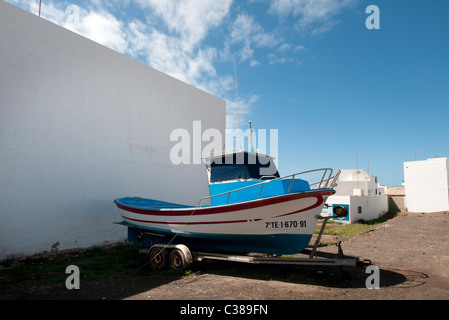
(118, 211, 449, 301)
(2, 211, 449, 301)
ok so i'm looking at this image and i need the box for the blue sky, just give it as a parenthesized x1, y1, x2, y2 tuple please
(7, 0, 449, 187)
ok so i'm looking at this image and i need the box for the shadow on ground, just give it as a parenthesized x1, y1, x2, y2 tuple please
(185, 259, 414, 289)
(2, 242, 432, 301)
(11, 259, 423, 300)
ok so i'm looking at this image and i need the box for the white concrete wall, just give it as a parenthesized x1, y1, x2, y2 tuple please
(349, 195, 388, 223)
(325, 195, 388, 223)
(404, 158, 449, 213)
(0, 2, 225, 259)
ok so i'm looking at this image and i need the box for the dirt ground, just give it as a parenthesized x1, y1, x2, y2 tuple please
(2, 211, 449, 301)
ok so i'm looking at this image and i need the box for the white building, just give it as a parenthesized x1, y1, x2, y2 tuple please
(404, 158, 449, 213)
(0, 2, 225, 259)
(323, 169, 388, 223)
(333, 169, 387, 196)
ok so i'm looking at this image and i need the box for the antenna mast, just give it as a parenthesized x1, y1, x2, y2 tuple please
(234, 55, 241, 152)
(249, 120, 253, 152)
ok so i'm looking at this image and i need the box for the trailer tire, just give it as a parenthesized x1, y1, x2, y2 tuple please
(149, 247, 167, 270)
(169, 248, 188, 271)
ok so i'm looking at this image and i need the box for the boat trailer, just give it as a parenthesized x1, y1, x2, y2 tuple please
(130, 216, 369, 271)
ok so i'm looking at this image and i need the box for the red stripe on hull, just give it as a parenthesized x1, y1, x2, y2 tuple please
(123, 216, 254, 225)
(273, 195, 323, 218)
(115, 189, 334, 217)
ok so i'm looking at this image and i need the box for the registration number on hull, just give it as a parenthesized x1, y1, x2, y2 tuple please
(265, 220, 307, 229)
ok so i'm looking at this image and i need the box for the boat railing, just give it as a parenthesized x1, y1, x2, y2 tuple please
(197, 169, 341, 207)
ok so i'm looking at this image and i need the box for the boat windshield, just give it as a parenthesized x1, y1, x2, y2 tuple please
(207, 152, 280, 183)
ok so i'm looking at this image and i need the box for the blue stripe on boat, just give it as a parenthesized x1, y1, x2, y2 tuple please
(115, 198, 194, 209)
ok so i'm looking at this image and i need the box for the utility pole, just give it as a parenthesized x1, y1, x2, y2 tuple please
(355, 151, 360, 189)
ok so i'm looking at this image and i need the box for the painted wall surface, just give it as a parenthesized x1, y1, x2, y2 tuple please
(404, 158, 449, 213)
(322, 195, 350, 221)
(0, 2, 225, 258)
(349, 195, 388, 223)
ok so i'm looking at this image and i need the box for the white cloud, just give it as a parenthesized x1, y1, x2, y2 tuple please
(268, 53, 294, 65)
(6, 0, 39, 15)
(225, 94, 260, 131)
(228, 13, 280, 63)
(136, 0, 233, 52)
(125, 2, 266, 130)
(126, 18, 222, 94)
(125, 0, 236, 97)
(269, 0, 356, 35)
(277, 43, 292, 52)
(276, 43, 305, 53)
(61, 5, 129, 53)
(270, 42, 306, 65)
(9, 0, 130, 53)
(250, 60, 261, 67)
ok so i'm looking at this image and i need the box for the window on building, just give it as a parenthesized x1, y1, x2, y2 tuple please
(358, 206, 362, 214)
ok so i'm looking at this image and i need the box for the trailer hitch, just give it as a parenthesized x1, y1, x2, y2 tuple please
(336, 241, 344, 259)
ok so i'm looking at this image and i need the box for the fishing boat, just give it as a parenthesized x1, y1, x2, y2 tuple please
(114, 151, 342, 255)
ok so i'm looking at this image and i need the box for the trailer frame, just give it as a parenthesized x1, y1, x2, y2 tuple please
(131, 216, 368, 271)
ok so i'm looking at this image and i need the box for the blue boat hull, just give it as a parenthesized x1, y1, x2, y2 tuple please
(125, 222, 313, 255)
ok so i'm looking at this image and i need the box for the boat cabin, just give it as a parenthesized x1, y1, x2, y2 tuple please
(204, 152, 311, 205)
(205, 151, 280, 183)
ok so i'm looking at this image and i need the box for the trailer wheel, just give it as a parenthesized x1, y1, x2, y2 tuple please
(169, 248, 188, 271)
(149, 247, 167, 270)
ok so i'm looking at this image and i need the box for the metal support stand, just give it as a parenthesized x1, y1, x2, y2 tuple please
(309, 216, 332, 259)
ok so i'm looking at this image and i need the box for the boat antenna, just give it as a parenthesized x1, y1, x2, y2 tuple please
(249, 120, 254, 152)
(234, 55, 241, 152)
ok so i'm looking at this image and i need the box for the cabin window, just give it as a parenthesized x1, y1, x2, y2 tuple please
(208, 152, 280, 183)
